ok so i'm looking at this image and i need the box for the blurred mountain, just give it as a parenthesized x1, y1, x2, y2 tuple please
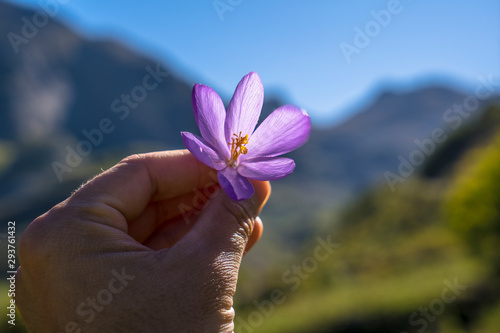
(0, 1, 498, 233)
(0, 1, 196, 145)
(239, 104, 500, 333)
(294, 87, 467, 188)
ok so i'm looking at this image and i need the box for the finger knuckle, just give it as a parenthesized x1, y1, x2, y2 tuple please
(222, 200, 255, 242)
(18, 211, 57, 269)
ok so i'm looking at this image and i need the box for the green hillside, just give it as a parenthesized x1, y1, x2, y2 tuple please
(1, 3, 498, 331)
(234, 105, 500, 333)
(3, 103, 498, 332)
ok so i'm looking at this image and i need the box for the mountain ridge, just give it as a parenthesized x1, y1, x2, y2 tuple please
(1, 0, 498, 230)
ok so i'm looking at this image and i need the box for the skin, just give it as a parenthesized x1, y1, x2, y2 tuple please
(15, 150, 270, 332)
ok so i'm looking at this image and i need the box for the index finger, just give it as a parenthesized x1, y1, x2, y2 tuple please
(70, 150, 218, 228)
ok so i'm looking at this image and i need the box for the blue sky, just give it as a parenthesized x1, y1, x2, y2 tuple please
(6, 0, 500, 125)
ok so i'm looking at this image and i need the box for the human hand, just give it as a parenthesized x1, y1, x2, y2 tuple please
(15, 150, 270, 332)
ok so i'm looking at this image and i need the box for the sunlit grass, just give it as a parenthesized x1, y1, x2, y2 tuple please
(243, 255, 485, 333)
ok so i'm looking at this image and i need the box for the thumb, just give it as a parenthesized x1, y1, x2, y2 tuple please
(177, 179, 270, 258)
(154, 181, 269, 331)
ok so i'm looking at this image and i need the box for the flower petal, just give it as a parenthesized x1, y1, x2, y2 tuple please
(181, 132, 227, 170)
(245, 105, 311, 158)
(238, 157, 295, 181)
(225, 72, 264, 143)
(218, 167, 255, 201)
(192, 84, 230, 159)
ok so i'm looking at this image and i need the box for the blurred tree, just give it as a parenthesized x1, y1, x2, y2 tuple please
(421, 105, 500, 179)
(445, 129, 500, 273)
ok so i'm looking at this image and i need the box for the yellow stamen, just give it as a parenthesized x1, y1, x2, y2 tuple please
(228, 132, 249, 166)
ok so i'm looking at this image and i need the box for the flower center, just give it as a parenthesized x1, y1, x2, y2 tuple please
(228, 132, 249, 167)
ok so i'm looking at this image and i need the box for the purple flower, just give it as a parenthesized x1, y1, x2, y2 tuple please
(181, 72, 311, 201)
